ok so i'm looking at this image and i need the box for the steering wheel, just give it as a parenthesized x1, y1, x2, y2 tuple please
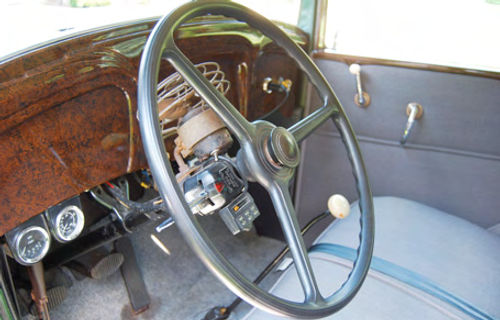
(138, 1, 374, 318)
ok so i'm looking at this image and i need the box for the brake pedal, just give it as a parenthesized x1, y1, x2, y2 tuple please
(90, 253, 124, 280)
(67, 247, 124, 280)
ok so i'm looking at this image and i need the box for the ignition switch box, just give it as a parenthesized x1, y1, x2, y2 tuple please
(219, 192, 260, 235)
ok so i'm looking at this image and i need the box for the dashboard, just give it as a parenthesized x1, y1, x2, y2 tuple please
(0, 16, 307, 266)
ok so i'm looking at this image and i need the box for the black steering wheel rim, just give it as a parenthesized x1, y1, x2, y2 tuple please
(137, 1, 374, 318)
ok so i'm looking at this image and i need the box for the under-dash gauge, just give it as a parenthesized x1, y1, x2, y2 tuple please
(51, 205, 85, 242)
(15, 226, 50, 265)
(45, 196, 85, 243)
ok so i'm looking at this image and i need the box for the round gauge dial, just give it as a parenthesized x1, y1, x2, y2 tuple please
(15, 226, 50, 265)
(54, 205, 85, 242)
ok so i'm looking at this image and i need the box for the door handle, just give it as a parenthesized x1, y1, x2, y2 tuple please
(400, 102, 423, 145)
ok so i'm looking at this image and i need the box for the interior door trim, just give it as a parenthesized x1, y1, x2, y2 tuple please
(318, 131, 500, 162)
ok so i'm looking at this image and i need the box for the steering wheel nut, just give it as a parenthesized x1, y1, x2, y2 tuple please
(266, 127, 300, 168)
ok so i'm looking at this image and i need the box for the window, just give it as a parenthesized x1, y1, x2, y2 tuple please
(237, 0, 301, 26)
(324, 0, 500, 72)
(0, 0, 301, 59)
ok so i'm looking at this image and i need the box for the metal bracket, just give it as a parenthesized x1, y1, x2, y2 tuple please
(89, 178, 133, 233)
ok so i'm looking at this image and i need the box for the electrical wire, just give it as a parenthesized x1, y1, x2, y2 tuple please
(256, 89, 291, 121)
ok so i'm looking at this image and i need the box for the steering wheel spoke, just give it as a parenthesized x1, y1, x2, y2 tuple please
(289, 104, 337, 143)
(164, 44, 255, 144)
(269, 181, 323, 303)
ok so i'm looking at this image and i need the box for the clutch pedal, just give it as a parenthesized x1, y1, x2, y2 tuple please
(46, 286, 67, 311)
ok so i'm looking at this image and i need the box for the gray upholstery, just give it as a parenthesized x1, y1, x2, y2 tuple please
(296, 59, 500, 229)
(296, 133, 500, 230)
(313, 60, 500, 157)
(244, 197, 500, 319)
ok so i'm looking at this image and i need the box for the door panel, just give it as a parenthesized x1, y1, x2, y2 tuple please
(296, 58, 500, 229)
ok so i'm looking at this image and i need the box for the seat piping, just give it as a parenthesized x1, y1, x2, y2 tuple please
(310, 243, 494, 320)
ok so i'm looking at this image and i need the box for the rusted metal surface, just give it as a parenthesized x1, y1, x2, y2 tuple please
(0, 17, 308, 235)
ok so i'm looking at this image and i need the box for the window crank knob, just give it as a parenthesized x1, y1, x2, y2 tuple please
(328, 194, 350, 219)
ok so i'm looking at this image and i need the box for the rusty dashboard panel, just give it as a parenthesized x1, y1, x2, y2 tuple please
(0, 17, 307, 235)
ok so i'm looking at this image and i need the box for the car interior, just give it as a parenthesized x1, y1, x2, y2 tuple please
(0, 0, 498, 319)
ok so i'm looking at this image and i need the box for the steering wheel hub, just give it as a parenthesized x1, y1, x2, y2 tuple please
(266, 127, 300, 168)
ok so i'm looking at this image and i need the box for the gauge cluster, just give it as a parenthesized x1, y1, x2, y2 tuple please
(5, 196, 85, 266)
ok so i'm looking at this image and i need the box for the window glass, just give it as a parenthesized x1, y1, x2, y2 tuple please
(324, 0, 500, 72)
(0, 0, 188, 58)
(237, 0, 301, 26)
(0, 0, 300, 59)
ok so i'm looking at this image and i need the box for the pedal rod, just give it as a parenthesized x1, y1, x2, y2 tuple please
(27, 262, 50, 320)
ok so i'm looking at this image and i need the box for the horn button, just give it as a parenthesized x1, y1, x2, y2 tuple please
(265, 127, 300, 168)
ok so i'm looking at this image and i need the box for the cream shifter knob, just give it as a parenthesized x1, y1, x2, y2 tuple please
(328, 194, 350, 219)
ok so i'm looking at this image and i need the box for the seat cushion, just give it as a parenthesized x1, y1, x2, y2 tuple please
(243, 197, 500, 319)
